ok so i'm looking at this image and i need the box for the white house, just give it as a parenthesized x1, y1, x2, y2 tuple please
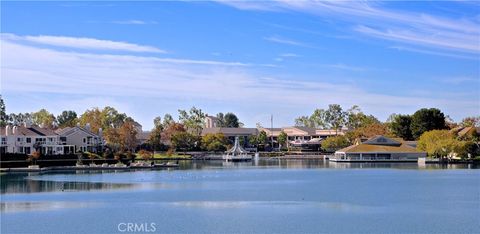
(0, 124, 74, 155)
(55, 124, 103, 153)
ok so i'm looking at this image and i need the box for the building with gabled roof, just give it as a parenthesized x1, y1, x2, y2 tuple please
(1, 124, 75, 155)
(55, 125, 103, 153)
(331, 135, 426, 162)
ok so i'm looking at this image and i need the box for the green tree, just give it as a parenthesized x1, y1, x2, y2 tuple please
(224, 113, 240, 128)
(153, 116, 163, 129)
(278, 131, 288, 149)
(0, 95, 6, 127)
(148, 122, 163, 151)
(178, 106, 205, 136)
(321, 135, 350, 152)
(201, 133, 229, 151)
(389, 114, 413, 140)
(257, 130, 268, 145)
(171, 132, 198, 152)
(162, 114, 175, 128)
(248, 135, 258, 146)
(411, 108, 446, 139)
(295, 116, 314, 127)
(57, 110, 78, 128)
(460, 116, 480, 127)
(32, 109, 56, 129)
(8, 113, 32, 126)
(310, 109, 328, 128)
(325, 104, 346, 134)
(417, 130, 460, 159)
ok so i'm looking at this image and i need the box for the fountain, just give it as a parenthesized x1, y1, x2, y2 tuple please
(223, 136, 252, 161)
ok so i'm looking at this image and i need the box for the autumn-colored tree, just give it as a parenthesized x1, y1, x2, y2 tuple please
(28, 151, 41, 165)
(345, 123, 391, 142)
(119, 121, 138, 151)
(138, 149, 153, 161)
(161, 123, 186, 145)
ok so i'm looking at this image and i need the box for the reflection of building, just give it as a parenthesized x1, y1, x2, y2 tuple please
(331, 135, 426, 162)
(1, 124, 75, 155)
(55, 124, 103, 153)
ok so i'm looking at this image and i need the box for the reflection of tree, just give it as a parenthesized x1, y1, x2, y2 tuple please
(1, 173, 133, 194)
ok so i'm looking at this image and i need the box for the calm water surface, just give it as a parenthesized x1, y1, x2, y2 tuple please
(1, 159, 479, 233)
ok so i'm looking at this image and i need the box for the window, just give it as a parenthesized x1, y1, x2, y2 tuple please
(83, 138, 86, 143)
(17, 137, 21, 142)
(26, 138, 31, 143)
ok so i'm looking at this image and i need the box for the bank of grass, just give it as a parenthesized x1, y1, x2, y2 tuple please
(135, 153, 192, 160)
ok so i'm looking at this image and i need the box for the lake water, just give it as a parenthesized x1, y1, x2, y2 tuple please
(1, 159, 479, 233)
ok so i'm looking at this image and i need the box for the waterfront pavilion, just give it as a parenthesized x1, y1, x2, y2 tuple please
(331, 135, 426, 162)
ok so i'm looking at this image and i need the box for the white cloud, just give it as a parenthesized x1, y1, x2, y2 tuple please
(218, 1, 480, 55)
(1, 33, 166, 53)
(264, 36, 309, 47)
(2, 35, 478, 127)
(279, 53, 299, 57)
(441, 77, 479, 85)
(111, 20, 157, 25)
(323, 63, 367, 72)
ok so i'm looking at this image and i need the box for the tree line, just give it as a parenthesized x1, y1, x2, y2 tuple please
(1, 95, 478, 158)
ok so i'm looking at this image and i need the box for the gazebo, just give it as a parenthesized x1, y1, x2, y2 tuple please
(223, 136, 252, 161)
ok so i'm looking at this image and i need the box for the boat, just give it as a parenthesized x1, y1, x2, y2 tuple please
(223, 136, 252, 161)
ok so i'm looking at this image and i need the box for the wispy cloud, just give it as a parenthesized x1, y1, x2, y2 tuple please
(2, 34, 477, 127)
(441, 76, 479, 85)
(111, 20, 157, 25)
(323, 63, 368, 72)
(1, 33, 166, 53)
(279, 53, 299, 57)
(264, 36, 309, 47)
(219, 1, 480, 55)
(389, 46, 479, 60)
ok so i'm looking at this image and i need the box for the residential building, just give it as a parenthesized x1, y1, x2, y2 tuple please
(202, 127, 258, 143)
(201, 126, 347, 150)
(205, 115, 220, 128)
(55, 124, 103, 153)
(331, 135, 426, 162)
(1, 124, 74, 155)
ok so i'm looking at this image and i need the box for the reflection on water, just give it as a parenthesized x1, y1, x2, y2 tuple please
(1, 159, 478, 234)
(1, 172, 134, 194)
(1, 201, 97, 213)
(1, 159, 477, 194)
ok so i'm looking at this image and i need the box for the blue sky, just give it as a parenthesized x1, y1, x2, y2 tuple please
(1, 1, 479, 130)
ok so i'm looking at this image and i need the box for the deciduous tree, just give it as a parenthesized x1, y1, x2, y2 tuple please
(178, 107, 205, 136)
(32, 109, 56, 129)
(321, 135, 350, 152)
(201, 133, 229, 151)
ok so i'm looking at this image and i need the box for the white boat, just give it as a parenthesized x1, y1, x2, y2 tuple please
(223, 136, 252, 161)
